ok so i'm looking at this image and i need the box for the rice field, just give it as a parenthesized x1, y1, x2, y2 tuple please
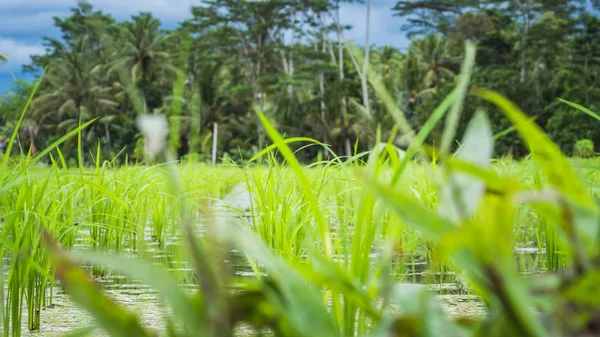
(2, 146, 599, 336)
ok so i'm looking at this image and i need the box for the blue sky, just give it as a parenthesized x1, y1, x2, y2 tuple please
(0, 0, 409, 95)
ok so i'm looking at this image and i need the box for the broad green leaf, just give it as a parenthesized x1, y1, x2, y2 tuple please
(439, 110, 493, 223)
(221, 222, 340, 337)
(563, 270, 600, 307)
(473, 88, 596, 211)
(363, 176, 455, 241)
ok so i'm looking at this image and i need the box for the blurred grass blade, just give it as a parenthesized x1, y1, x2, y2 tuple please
(440, 42, 476, 157)
(439, 110, 493, 223)
(473, 88, 596, 211)
(76, 251, 204, 335)
(445, 158, 509, 194)
(392, 90, 455, 184)
(41, 229, 153, 337)
(386, 284, 469, 337)
(493, 117, 536, 140)
(363, 176, 455, 241)
(221, 222, 339, 337)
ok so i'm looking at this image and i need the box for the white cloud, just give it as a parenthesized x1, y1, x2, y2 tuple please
(0, 39, 45, 73)
(0, 0, 202, 27)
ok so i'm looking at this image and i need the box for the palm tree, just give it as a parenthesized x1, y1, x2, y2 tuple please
(408, 35, 456, 89)
(371, 46, 405, 99)
(111, 13, 175, 112)
(31, 37, 120, 160)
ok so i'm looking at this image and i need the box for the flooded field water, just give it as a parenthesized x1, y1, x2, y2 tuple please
(22, 288, 487, 336)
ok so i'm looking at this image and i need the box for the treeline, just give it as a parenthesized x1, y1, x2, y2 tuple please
(1, 0, 600, 164)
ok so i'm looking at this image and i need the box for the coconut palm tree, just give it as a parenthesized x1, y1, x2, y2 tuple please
(371, 46, 405, 99)
(110, 13, 176, 112)
(31, 37, 120, 159)
(408, 35, 456, 89)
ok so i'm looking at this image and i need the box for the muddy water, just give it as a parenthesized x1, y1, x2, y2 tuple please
(17, 183, 504, 335)
(23, 288, 486, 336)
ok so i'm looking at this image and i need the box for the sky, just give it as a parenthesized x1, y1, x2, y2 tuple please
(0, 0, 410, 95)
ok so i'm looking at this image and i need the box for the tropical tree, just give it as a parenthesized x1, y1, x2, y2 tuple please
(111, 13, 176, 112)
(30, 37, 121, 160)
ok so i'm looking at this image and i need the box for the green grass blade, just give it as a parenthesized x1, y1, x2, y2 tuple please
(392, 90, 456, 184)
(248, 137, 333, 163)
(363, 176, 455, 241)
(473, 88, 596, 211)
(440, 42, 476, 157)
(2, 70, 45, 165)
(31, 118, 98, 165)
(558, 98, 600, 122)
(222, 222, 340, 337)
(254, 107, 332, 256)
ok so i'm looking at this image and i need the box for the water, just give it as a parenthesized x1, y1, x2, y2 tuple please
(20, 287, 486, 336)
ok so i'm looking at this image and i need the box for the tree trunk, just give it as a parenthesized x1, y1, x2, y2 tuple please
(362, 0, 372, 115)
(256, 91, 266, 150)
(212, 122, 218, 166)
(77, 108, 84, 167)
(336, 1, 350, 159)
(27, 126, 37, 157)
(345, 137, 352, 158)
(318, 41, 326, 121)
(519, 1, 531, 84)
(287, 11, 295, 100)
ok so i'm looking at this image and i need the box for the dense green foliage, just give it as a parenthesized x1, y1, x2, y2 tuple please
(1, 0, 600, 163)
